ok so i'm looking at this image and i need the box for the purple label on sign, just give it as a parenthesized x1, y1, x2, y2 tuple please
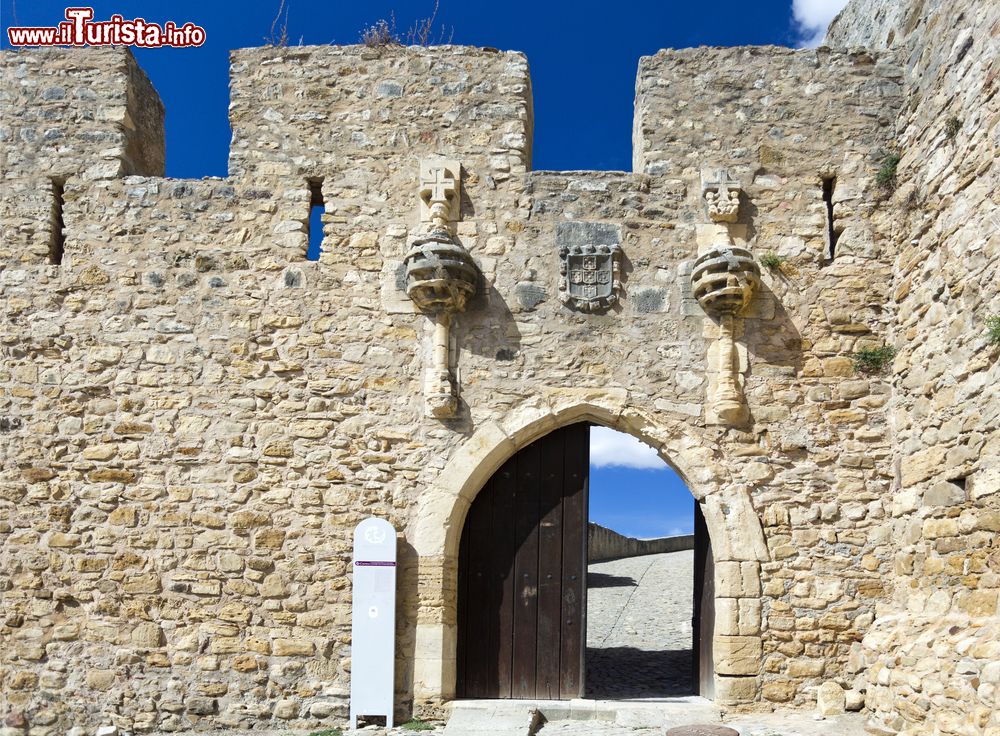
(355, 561, 396, 567)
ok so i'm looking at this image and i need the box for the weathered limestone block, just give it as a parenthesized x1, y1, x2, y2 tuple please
(715, 598, 763, 636)
(714, 675, 758, 704)
(787, 658, 825, 678)
(716, 561, 763, 598)
(714, 635, 762, 676)
(86, 670, 116, 691)
(762, 680, 796, 703)
(130, 623, 164, 648)
(272, 638, 315, 656)
(701, 492, 769, 562)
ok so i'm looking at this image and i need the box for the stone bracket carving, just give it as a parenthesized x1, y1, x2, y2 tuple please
(691, 245, 760, 426)
(424, 312, 458, 419)
(419, 159, 461, 230)
(690, 166, 761, 426)
(405, 159, 477, 419)
(702, 168, 742, 223)
(691, 246, 760, 425)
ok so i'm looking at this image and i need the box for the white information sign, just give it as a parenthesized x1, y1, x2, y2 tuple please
(350, 517, 397, 729)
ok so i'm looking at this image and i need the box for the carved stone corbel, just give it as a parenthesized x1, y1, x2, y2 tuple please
(691, 246, 760, 425)
(403, 159, 478, 419)
(691, 167, 759, 426)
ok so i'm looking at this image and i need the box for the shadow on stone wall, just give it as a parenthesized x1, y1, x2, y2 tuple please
(395, 539, 419, 720)
(745, 280, 804, 371)
(452, 280, 522, 425)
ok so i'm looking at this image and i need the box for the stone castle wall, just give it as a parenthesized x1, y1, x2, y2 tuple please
(828, 1, 1000, 734)
(0, 48, 164, 268)
(0, 6, 993, 732)
(587, 524, 694, 563)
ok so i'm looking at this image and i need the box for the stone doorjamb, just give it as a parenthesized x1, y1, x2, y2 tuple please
(409, 388, 769, 707)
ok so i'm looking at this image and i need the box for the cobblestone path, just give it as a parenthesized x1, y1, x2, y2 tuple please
(586, 550, 694, 699)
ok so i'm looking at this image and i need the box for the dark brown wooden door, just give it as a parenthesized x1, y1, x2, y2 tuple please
(693, 501, 715, 698)
(457, 423, 589, 699)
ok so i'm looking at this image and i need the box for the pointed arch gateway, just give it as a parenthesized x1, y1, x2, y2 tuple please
(410, 389, 769, 706)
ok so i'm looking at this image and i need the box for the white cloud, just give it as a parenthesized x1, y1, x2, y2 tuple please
(589, 426, 665, 470)
(792, 0, 850, 47)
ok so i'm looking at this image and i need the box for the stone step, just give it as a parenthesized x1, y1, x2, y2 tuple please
(447, 698, 721, 732)
(444, 702, 544, 736)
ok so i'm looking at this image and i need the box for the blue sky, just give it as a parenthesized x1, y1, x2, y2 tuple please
(590, 427, 693, 538)
(1, 0, 847, 537)
(1, 0, 846, 175)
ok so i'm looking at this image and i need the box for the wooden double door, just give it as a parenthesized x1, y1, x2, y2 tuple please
(456, 422, 714, 700)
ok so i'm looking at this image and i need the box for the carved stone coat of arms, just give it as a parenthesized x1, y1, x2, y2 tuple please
(559, 242, 622, 312)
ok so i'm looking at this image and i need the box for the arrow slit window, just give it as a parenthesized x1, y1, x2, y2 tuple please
(307, 178, 325, 261)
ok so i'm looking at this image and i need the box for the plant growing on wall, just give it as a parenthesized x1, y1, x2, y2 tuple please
(360, 1, 453, 47)
(876, 152, 901, 190)
(853, 345, 897, 374)
(406, 0, 454, 45)
(758, 252, 785, 269)
(266, 0, 290, 46)
(986, 315, 1000, 345)
(944, 116, 962, 140)
(360, 16, 400, 46)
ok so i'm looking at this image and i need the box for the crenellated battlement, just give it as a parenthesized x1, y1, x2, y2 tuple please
(227, 45, 533, 182)
(0, 47, 164, 181)
(2, 42, 902, 269)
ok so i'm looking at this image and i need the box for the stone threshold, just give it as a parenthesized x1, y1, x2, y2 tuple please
(448, 697, 720, 729)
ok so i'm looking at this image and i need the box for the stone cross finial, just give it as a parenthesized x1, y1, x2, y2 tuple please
(422, 167, 455, 203)
(702, 168, 742, 223)
(419, 159, 461, 232)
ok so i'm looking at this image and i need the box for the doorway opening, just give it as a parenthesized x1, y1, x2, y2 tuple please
(586, 425, 699, 699)
(455, 422, 714, 701)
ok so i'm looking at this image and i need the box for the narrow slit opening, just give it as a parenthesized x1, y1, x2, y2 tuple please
(50, 178, 66, 265)
(822, 176, 840, 261)
(307, 178, 325, 261)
